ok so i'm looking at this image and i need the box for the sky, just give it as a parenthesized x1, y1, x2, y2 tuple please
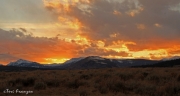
(0, 0, 180, 65)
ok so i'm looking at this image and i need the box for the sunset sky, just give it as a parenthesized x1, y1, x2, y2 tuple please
(0, 0, 180, 65)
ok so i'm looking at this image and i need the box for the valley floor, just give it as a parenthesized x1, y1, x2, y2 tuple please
(0, 68, 180, 96)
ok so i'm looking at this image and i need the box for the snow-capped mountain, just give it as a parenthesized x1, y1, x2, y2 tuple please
(49, 57, 84, 69)
(64, 57, 85, 64)
(161, 56, 180, 61)
(67, 56, 119, 69)
(8, 59, 32, 66)
(7, 59, 43, 68)
(65, 56, 159, 69)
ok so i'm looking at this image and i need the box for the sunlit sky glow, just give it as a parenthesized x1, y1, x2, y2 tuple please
(0, 0, 180, 65)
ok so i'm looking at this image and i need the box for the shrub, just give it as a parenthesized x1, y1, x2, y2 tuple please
(94, 79, 101, 84)
(98, 86, 108, 94)
(16, 85, 23, 90)
(78, 71, 83, 74)
(79, 90, 88, 96)
(0, 76, 6, 80)
(108, 69, 114, 72)
(67, 79, 85, 89)
(0, 83, 12, 92)
(93, 83, 99, 89)
(107, 81, 126, 93)
(165, 85, 180, 95)
(8, 77, 36, 87)
(147, 75, 160, 83)
(177, 75, 180, 81)
(142, 72, 149, 77)
(8, 80, 16, 87)
(22, 77, 36, 87)
(102, 74, 111, 78)
(118, 73, 133, 81)
(45, 79, 60, 87)
(80, 74, 91, 80)
(34, 82, 46, 90)
(134, 85, 156, 96)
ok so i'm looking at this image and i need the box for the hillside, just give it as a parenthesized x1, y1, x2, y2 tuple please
(135, 59, 180, 67)
(0, 66, 45, 72)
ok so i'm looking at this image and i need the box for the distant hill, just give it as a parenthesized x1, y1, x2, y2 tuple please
(161, 56, 180, 61)
(114, 59, 158, 67)
(134, 58, 180, 67)
(0, 66, 40, 72)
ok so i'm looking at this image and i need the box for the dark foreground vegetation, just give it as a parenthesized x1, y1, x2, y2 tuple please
(0, 68, 180, 96)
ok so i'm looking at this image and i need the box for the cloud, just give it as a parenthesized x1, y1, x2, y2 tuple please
(0, 28, 81, 64)
(0, 53, 18, 64)
(44, 0, 180, 41)
(19, 28, 27, 32)
(0, 0, 55, 23)
(0, 28, 130, 64)
(77, 47, 130, 57)
(1, 0, 180, 64)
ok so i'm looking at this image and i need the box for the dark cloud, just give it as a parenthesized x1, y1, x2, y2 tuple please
(77, 47, 130, 57)
(44, 0, 180, 43)
(0, 53, 19, 64)
(19, 28, 27, 32)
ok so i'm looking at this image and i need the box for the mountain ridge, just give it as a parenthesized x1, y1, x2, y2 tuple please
(7, 59, 43, 68)
(161, 56, 180, 61)
(5, 56, 180, 69)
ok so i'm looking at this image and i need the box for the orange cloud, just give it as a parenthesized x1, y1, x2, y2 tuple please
(0, 29, 86, 64)
(24, 0, 180, 61)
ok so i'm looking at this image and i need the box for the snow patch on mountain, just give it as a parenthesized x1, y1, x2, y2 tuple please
(64, 57, 85, 64)
(7, 59, 43, 68)
(87, 56, 105, 60)
(118, 60, 123, 63)
(8, 59, 33, 66)
(128, 60, 133, 64)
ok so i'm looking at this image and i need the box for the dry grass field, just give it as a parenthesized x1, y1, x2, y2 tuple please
(0, 68, 180, 96)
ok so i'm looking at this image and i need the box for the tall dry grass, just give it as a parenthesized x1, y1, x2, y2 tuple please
(0, 68, 180, 96)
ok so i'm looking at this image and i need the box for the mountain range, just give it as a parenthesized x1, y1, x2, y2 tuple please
(7, 59, 43, 68)
(1, 56, 179, 70)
